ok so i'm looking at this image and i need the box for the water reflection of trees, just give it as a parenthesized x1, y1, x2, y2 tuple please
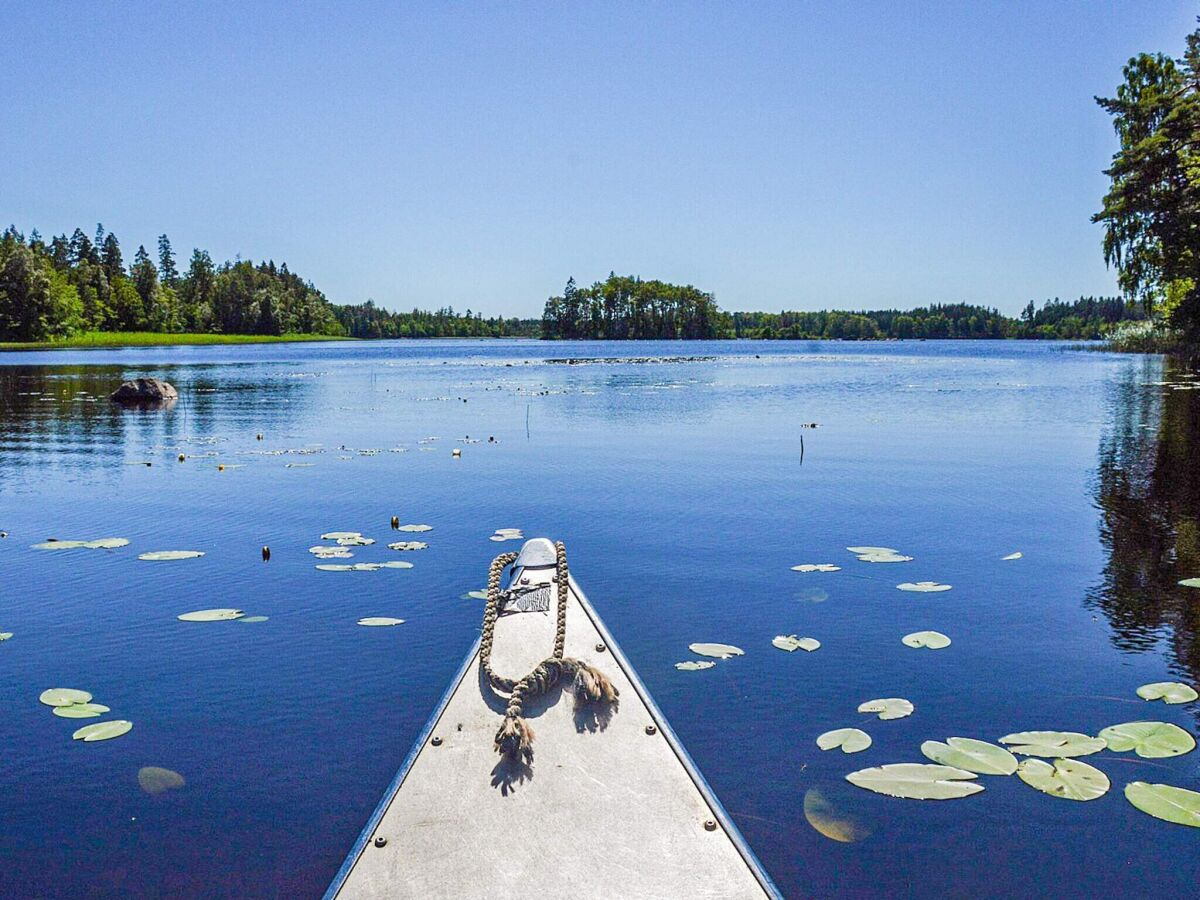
(0, 365, 312, 487)
(1091, 356, 1200, 678)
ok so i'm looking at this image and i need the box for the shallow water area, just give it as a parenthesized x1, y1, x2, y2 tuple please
(1, 338, 1198, 898)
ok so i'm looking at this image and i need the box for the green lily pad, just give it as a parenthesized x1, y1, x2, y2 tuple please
(675, 661, 716, 671)
(858, 698, 914, 720)
(0, 632, 12, 641)
(32, 538, 130, 550)
(316, 564, 354, 571)
(845, 763, 982, 800)
(463, 590, 489, 600)
(773, 634, 820, 652)
(388, 541, 428, 551)
(310, 546, 353, 558)
(239, 616, 269, 623)
(902, 631, 951, 649)
(1098, 721, 1196, 758)
(53, 703, 111, 719)
(138, 766, 185, 795)
(379, 561, 414, 569)
(816, 728, 872, 753)
(920, 738, 1017, 775)
(73, 720, 133, 742)
(998, 731, 1105, 757)
(320, 531, 362, 540)
(846, 546, 897, 555)
(856, 552, 913, 563)
(177, 608, 245, 621)
(803, 786, 873, 843)
(1137, 682, 1198, 704)
(1124, 781, 1200, 827)
(689, 642, 745, 659)
(897, 582, 951, 593)
(396, 524, 433, 532)
(358, 617, 406, 626)
(139, 551, 204, 561)
(1017, 758, 1109, 801)
(337, 536, 375, 546)
(40, 688, 93, 707)
(1178, 578, 1200, 588)
(792, 564, 840, 573)
(1002, 552, 1023, 560)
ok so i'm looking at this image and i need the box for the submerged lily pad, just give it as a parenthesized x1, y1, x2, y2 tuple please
(52, 703, 111, 719)
(177, 609, 245, 621)
(816, 728, 872, 754)
(40, 688, 93, 707)
(689, 642, 745, 659)
(896, 582, 951, 593)
(358, 617, 405, 626)
(1137, 682, 1199, 704)
(1017, 758, 1109, 801)
(773, 634, 820, 652)
(1098, 721, 1196, 758)
(396, 524, 433, 532)
(1124, 781, 1200, 827)
(803, 786, 873, 843)
(138, 766, 185, 795)
(388, 541, 428, 551)
(998, 731, 1105, 758)
(73, 720, 132, 742)
(846, 763, 982, 800)
(1002, 552, 1023, 560)
(920, 738, 1017, 775)
(675, 661, 716, 671)
(139, 550, 204, 561)
(792, 564, 840, 573)
(858, 698, 914, 720)
(902, 631, 951, 650)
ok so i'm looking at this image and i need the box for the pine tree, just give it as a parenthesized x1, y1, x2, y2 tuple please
(101, 233, 124, 283)
(158, 234, 179, 287)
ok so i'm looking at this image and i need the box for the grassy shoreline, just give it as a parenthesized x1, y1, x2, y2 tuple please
(0, 332, 355, 351)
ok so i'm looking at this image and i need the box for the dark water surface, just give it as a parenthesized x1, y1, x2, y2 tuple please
(1, 340, 1198, 898)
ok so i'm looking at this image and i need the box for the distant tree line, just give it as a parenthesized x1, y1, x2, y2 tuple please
(542, 274, 724, 339)
(332, 300, 538, 338)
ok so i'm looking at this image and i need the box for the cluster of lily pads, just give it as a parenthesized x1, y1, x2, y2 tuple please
(177, 608, 268, 623)
(811, 680, 1200, 827)
(675, 642, 744, 671)
(489, 528, 524, 542)
(312, 530, 417, 572)
(30, 538, 206, 562)
(39, 688, 132, 743)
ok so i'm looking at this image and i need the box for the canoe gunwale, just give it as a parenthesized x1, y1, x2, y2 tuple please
(325, 570, 781, 899)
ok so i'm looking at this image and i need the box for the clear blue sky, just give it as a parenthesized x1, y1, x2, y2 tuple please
(2, 2, 1194, 317)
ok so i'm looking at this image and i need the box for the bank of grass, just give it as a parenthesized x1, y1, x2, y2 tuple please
(0, 332, 354, 351)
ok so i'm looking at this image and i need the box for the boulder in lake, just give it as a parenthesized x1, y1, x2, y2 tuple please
(110, 378, 179, 406)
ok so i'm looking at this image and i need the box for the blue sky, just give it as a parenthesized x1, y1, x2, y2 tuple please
(2, 2, 1194, 316)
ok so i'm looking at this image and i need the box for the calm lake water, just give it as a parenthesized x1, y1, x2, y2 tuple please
(1, 339, 1198, 898)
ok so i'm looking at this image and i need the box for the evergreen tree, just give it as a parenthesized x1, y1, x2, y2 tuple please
(101, 232, 124, 283)
(157, 234, 179, 287)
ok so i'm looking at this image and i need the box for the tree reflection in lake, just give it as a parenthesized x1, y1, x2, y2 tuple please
(1091, 356, 1200, 676)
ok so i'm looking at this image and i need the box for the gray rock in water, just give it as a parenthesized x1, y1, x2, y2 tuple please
(110, 378, 179, 406)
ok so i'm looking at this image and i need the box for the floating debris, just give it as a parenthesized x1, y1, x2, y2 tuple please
(857, 698, 914, 720)
(1098, 721, 1195, 758)
(920, 738, 1016, 775)
(816, 728, 872, 754)
(1136, 682, 1199, 704)
(846, 763, 982, 800)
(998, 731, 1105, 758)
(901, 631, 951, 649)
(1124, 782, 1200, 827)
(773, 634, 820, 652)
(1017, 759, 1109, 801)
(688, 642, 745, 659)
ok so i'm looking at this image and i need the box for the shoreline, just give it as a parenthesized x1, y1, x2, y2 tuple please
(0, 332, 356, 352)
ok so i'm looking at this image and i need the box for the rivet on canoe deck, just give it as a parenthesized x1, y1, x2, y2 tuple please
(704, 820, 718, 832)
(595, 643, 606, 652)
(373, 836, 387, 848)
(431, 736, 443, 746)
(645, 724, 657, 736)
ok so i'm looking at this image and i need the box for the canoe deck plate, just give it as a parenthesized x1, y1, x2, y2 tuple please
(328, 545, 778, 899)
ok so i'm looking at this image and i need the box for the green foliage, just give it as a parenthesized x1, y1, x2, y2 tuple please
(542, 274, 728, 339)
(333, 300, 539, 338)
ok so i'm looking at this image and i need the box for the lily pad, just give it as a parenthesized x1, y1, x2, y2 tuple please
(689, 642, 745, 659)
(857, 553, 913, 563)
(1098, 721, 1196, 758)
(396, 524, 433, 532)
(803, 786, 873, 843)
(920, 738, 1017, 775)
(138, 766, 185, 795)
(896, 582, 951, 593)
(320, 531, 362, 540)
(463, 590, 489, 600)
(902, 631, 951, 650)
(1017, 758, 1109, 801)
(858, 698, 914, 720)
(1124, 781, 1200, 827)
(53, 703, 111, 719)
(240, 616, 269, 623)
(379, 561, 414, 569)
(40, 688, 93, 707)
(177, 609, 245, 621)
(336, 536, 375, 546)
(310, 547, 353, 559)
(845, 763, 982, 800)
(773, 634, 820, 652)
(1137, 682, 1198, 704)
(675, 661, 716, 671)
(73, 720, 133, 742)
(0, 632, 12, 641)
(998, 731, 1106, 757)
(139, 551, 204, 561)
(1178, 578, 1200, 588)
(846, 546, 897, 555)
(1002, 552, 1023, 560)
(388, 541, 428, 551)
(32, 538, 129, 550)
(792, 564, 840, 573)
(816, 728, 872, 753)
(358, 617, 405, 626)
(316, 564, 354, 571)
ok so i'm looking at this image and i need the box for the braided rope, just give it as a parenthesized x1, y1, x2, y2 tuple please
(480, 541, 617, 763)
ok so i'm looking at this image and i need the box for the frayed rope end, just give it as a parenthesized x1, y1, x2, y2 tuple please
(571, 661, 620, 706)
(494, 713, 535, 764)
